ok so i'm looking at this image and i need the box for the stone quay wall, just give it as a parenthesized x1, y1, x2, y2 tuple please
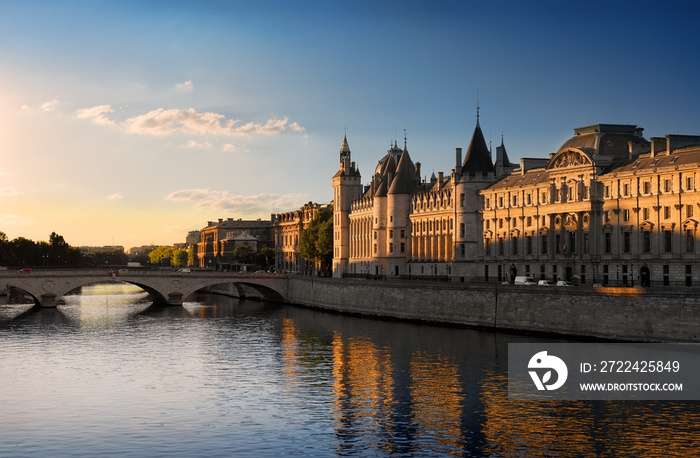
(286, 277, 700, 342)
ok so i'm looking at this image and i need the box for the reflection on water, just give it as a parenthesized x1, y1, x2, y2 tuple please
(1, 283, 699, 457)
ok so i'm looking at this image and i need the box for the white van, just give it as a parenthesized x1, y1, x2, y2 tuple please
(514, 276, 537, 285)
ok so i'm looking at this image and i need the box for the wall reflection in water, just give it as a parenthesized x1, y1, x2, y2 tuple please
(278, 312, 700, 457)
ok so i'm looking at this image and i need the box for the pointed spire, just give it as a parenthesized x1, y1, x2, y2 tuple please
(462, 114, 494, 175)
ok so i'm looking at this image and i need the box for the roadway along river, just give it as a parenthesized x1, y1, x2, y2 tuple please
(0, 283, 698, 456)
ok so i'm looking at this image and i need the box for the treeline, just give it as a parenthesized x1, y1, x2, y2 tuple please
(0, 231, 127, 268)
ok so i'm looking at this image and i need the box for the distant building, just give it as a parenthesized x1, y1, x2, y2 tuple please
(272, 202, 329, 272)
(79, 245, 125, 254)
(197, 218, 273, 269)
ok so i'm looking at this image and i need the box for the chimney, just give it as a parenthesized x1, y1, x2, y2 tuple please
(415, 162, 421, 180)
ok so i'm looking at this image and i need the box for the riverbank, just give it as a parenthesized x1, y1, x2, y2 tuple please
(284, 277, 700, 342)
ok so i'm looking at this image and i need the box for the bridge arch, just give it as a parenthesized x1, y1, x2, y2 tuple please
(0, 270, 289, 307)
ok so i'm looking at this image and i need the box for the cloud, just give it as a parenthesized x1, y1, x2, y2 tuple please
(41, 98, 61, 112)
(0, 188, 19, 198)
(175, 80, 194, 91)
(76, 105, 115, 126)
(166, 188, 310, 214)
(222, 143, 237, 152)
(0, 213, 35, 227)
(106, 193, 123, 200)
(186, 140, 213, 148)
(123, 108, 303, 137)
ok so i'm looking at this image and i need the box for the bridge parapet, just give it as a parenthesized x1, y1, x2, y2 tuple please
(0, 269, 289, 307)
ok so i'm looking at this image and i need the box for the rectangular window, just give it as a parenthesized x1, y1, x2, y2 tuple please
(498, 238, 504, 255)
(389, 242, 394, 253)
(623, 231, 631, 253)
(687, 177, 694, 190)
(643, 181, 651, 194)
(665, 179, 672, 193)
(461, 193, 466, 208)
(568, 231, 576, 253)
(604, 232, 611, 253)
(665, 230, 673, 253)
(498, 196, 504, 207)
(512, 237, 518, 255)
(623, 183, 629, 196)
(687, 265, 693, 287)
(400, 229, 405, 238)
(374, 243, 377, 254)
(526, 236, 532, 254)
(389, 230, 393, 238)
(460, 223, 465, 237)
(527, 216, 532, 227)
(688, 205, 694, 219)
(643, 207, 650, 220)
(400, 242, 405, 253)
(664, 206, 671, 219)
(541, 235, 548, 255)
(605, 185, 610, 198)
(643, 231, 651, 253)
(580, 264, 586, 284)
(686, 229, 694, 253)
(663, 264, 670, 286)
(583, 233, 589, 254)
(623, 209, 630, 222)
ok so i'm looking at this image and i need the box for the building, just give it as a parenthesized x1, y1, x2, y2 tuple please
(333, 113, 503, 278)
(197, 218, 273, 269)
(332, 118, 700, 287)
(272, 202, 329, 273)
(481, 123, 700, 287)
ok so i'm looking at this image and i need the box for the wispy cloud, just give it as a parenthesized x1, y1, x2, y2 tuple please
(0, 188, 19, 198)
(106, 193, 123, 200)
(41, 98, 61, 112)
(76, 105, 115, 126)
(222, 143, 238, 152)
(175, 80, 194, 91)
(186, 140, 213, 148)
(166, 188, 309, 214)
(123, 108, 303, 137)
(0, 213, 35, 227)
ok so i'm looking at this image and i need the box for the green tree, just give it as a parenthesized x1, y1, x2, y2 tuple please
(171, 249, 188, 268)
(299, 206, 333, 272)
(232, 244, 255, 264)
(257, 246, 275, 270)
(149, 246, 173, 266)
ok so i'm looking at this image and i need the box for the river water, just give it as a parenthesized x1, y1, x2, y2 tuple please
(0, 283, 698, 457)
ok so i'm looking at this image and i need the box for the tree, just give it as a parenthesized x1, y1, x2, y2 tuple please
(299, 206, 333, 272)
(257, 246, 275, 270)
(232, 244, 255, 264)
(149, 246, 173, 266)
(171, 249, 188, 268)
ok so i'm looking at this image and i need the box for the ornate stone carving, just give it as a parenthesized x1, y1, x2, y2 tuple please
(550, 150, 590, 169)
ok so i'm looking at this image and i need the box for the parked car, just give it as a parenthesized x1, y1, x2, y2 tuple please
(18, 268, 32, 274)
(538, 280, 556, 286)
(177, 268, 191, 273)
(556, 281, 574, 287)
(514, 276, 537, 285)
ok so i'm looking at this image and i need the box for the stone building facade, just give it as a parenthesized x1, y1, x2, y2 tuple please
(332, 120, 700, 287)
(197, 218, 273, 269)
(333, 115, 501, 279)
(272, 202, 329, 273)
(481, 124, 700, 287)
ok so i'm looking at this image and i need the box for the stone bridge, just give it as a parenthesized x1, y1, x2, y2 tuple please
(0, 269, 289, 307)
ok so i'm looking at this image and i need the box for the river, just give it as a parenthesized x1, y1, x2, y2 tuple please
(0, 283, 698, 457)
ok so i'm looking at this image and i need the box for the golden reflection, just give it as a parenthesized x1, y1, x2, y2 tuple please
(409, 350, 465, 453)
(330, 332, 395, 451)
(61, 283, 150, 330)
(480, 368, 700, 456)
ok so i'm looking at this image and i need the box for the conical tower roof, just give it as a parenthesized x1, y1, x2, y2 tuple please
(462, 119, 494, 174)
(388, 148, 417, 195)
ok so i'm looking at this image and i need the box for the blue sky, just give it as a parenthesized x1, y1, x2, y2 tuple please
(1, 1, 699, 249)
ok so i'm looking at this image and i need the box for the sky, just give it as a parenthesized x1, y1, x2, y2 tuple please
(1, 0, 699, 250)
